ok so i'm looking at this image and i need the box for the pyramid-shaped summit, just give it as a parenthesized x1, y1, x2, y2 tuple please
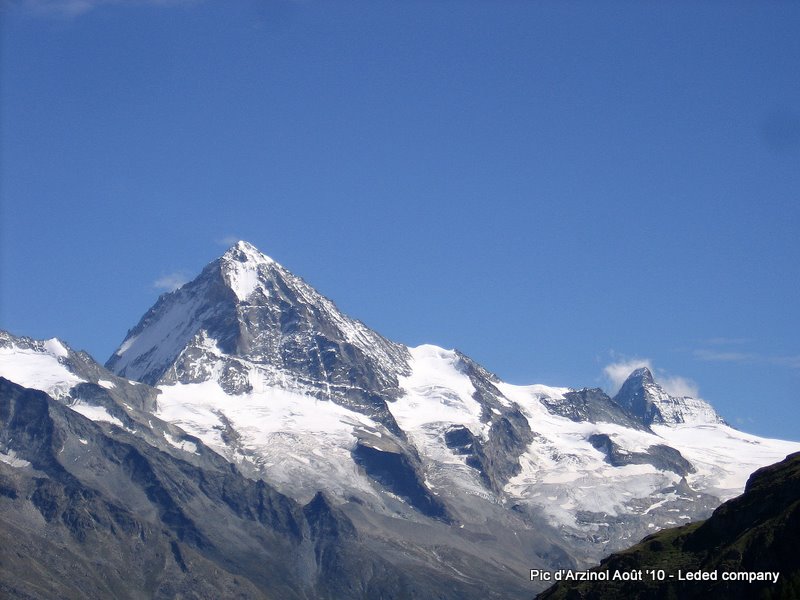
(613, 366, 724, 426)
(105, 241, 410, 431)
(629, 366, 655, 384)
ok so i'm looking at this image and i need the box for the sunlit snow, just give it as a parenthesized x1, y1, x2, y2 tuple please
(499, 381, 798, 527)
(0, 343, 82, 399)
(653, 423, 800, 496)
(69, 402, 124, 427)
(164, 432, 199, 454)
(156, 377, 383, 501)
(43, 338, 69, 358)
(394, 345, 483, 434)
(0, 449, 31, 468)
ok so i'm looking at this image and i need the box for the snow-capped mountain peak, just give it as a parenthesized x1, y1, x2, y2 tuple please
(613, 366, 724, 426)
(106, 241, 411, 434)
(225, 239, 274, 263)
(628, 366, 655, 384)
(219, 241, 277, 301)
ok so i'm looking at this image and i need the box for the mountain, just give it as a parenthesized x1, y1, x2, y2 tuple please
(105, 241, 410, 435)
(537, 451, 800, 599)
(613, 367, 725, 426)
(1, 240, 798, 597)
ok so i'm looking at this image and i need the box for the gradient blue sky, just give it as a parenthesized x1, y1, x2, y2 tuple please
(1, 1, 799, 440)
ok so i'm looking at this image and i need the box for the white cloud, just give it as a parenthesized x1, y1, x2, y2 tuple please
(702, 337, 750, 346)
(153, 272, 188, 292)
(603, 357, 651, 394)
(659, 375, 699, 399)
(773, 355, 800, 369)
(694, 349, 754, 363)
(216, 235, 242, 247)
(694, 348, 800, 370)
(18, 0, 198, 17)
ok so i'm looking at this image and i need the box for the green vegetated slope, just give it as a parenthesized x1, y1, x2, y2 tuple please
(539, 451, 800, 600)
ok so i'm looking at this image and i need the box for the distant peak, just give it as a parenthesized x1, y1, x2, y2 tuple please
(222, 240, 275, 266)
(628, 366, 654, 383)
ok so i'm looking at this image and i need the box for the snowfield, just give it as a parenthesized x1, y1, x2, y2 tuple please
(0, 338, 83, 399)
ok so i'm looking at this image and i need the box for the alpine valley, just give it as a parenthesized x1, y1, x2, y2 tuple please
(1, 241, 797, 598)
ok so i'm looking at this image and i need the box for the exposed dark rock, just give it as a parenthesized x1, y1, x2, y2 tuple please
(352, 440, 449, 521)
(445, 425, 475, 454)
(452, 353, 535, 493)
(612, 367, 662, 425)
(67, 382, 138, 429)
(588, 433, 694, 476)
(444, 411, 533, 494)
(543, 388, 649, 431)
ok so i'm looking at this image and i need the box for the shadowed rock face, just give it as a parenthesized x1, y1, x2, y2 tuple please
(444, 412, 533, 495)
(538, 451, 800, 600)
(450, 353, 535, 493)
(542, 387, 649, 431)
(352, 439, 449, 521)
(612, 367, 663, 425)
(588, 433, 694, 477)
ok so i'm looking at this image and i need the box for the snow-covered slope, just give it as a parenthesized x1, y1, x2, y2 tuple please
(0, 334, 81, 399)
(0, 330, 211, 464)
(155, 378, 386, 500)
(0, 332, 125, 425)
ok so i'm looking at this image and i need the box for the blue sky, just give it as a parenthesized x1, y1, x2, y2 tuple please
(1, 1, 799, 440)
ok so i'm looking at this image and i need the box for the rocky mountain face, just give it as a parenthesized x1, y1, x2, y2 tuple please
(1, 241, 798, 598)
(538, 451, 800, 599)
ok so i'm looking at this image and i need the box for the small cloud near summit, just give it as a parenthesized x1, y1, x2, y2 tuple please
(603, 355, 700, 398)
(216, 235, 243, 247)
(153, 272, 189, 292)
(16, 0, 198, 18)
(603, 357, 652, 394)
(660, 375, 700, 399)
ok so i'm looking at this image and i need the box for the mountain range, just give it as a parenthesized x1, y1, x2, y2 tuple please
(1, 241, 797, 598)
